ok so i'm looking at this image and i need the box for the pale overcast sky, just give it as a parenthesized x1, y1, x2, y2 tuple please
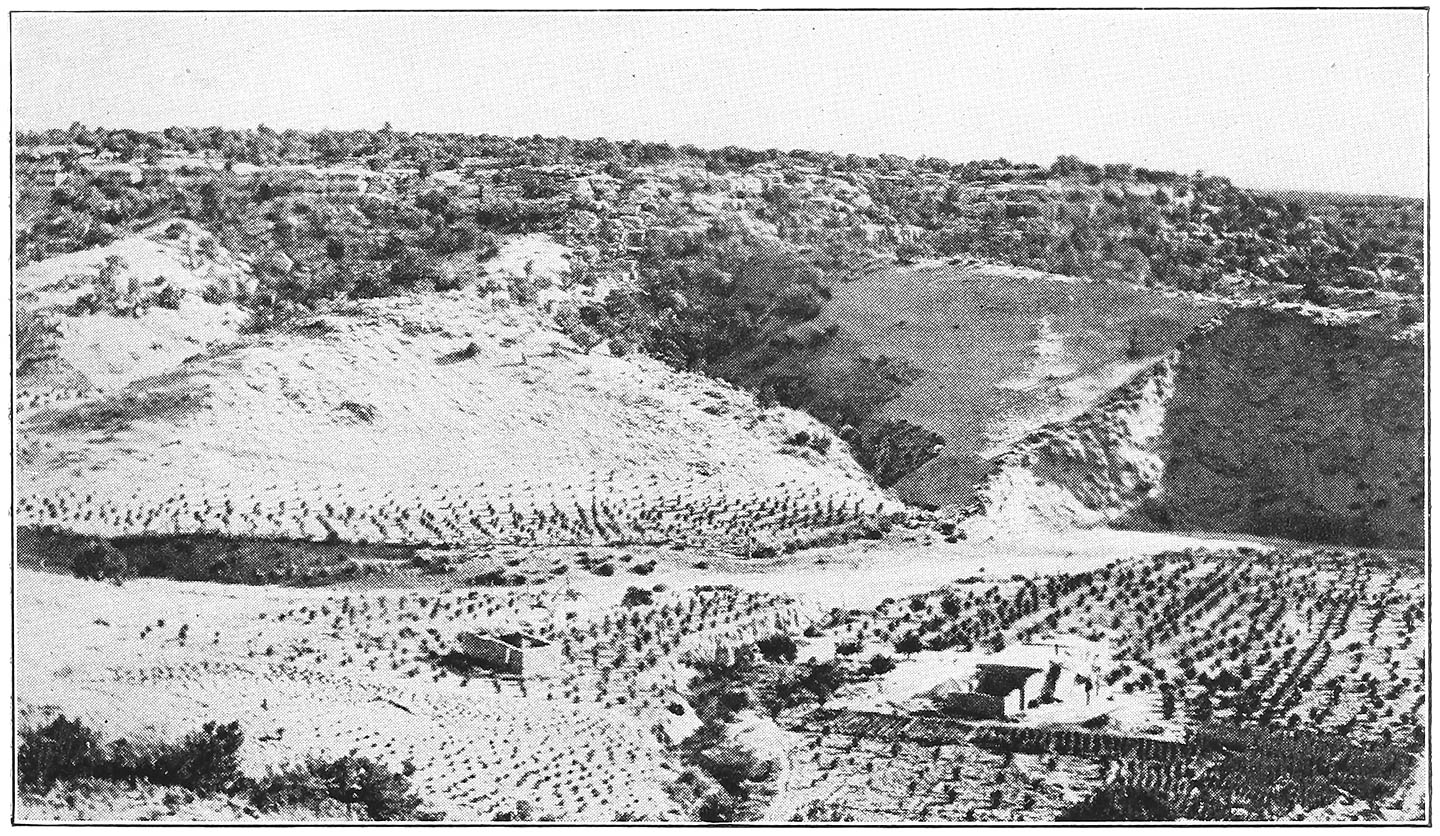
(12, 10, 1428, 196)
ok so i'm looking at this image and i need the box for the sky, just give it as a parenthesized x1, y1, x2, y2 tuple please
(11, 10, 1428, 196)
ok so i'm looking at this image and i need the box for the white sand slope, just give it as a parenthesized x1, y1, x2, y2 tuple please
(17, 294, 893, 552)
(16, 220, 253, 413)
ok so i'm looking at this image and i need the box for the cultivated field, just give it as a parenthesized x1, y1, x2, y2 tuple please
(750, 544, 1425, 822)
(20, 527, 1421, 822)
(826, 547, 1425, 748)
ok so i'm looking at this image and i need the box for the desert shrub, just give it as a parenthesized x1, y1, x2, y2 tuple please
(678, 726, 770, 822)
(865, 654, 897, 675)
(894, 632, 924, 656)
(1119, 494, 1174, 531)
(850, 420, 946, 488)
(894, 239, 934, 265)
(783, 430, 834, 456)
(151, 283, 186, 310)
(431, 265, 469, 293)
(1123, 320, 1177, 360)
(704, 654, 847, 720)
(15, 307, 61, 372)
(200, 280, 236, 305)
(71, 539, 131, 584)
(250, 755, 440, 821)
(472, 229, 501, 259)
(1392, 299, 1424, 328)
(18, 715, 104, 790)
(849, 513, 894, 541)
(687, 648, 760, 723)
(626, 218, 831, 373)
(125, 720, 246, 794)
(492, 800, 538, 821)
(791, 800, 856, 821)
(758, 354, 923, 436)
(474, 196, 569, 232)
(793, 659, 846, 704)
(20, 716, 244, 796)
(696, 792, 745, 823)
(508, 270, 538, 306)
(468, 567, 525, 587)
(1059, 784, 1175, 821)
(756, 634, 798, 663)
(386, 249, 445, 290)
(621, 586, 654, 607)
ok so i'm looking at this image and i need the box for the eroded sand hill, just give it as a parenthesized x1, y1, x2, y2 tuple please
(17, 294, 893, 552)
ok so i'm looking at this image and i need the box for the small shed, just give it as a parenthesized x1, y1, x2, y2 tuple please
(975, 662, 1053, 717)
(456, 631, 562, 677)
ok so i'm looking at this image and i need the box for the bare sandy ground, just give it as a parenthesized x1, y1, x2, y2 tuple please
(689, 526, 1283, 610)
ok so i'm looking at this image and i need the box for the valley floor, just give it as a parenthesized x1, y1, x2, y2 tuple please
(21, 525, 1410, 822)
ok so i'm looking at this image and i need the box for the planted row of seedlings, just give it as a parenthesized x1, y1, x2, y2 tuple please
(19, 478, 884, 557)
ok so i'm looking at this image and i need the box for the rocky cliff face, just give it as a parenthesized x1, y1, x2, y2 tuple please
(1156, 306, 1424, 548)
(963, 304, 1425, 549)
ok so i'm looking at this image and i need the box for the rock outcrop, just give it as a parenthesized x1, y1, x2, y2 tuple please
(1157, 305, 1424, 547)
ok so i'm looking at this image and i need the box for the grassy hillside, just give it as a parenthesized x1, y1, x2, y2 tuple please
(730, 262, 1218, 507)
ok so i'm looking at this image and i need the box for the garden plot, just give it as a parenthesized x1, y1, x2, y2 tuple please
(17, 294, 892, 556)
(821, 545, 1424, 750)
(227, 580, 822, 730)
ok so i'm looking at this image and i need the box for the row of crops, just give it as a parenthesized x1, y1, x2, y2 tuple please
(18, 479, 889, 559)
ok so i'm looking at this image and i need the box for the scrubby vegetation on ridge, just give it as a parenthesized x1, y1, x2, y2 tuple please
(670, 639, 852, 821)
(16, 125, 1423, 491)
(17, 126, 1422, 333)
